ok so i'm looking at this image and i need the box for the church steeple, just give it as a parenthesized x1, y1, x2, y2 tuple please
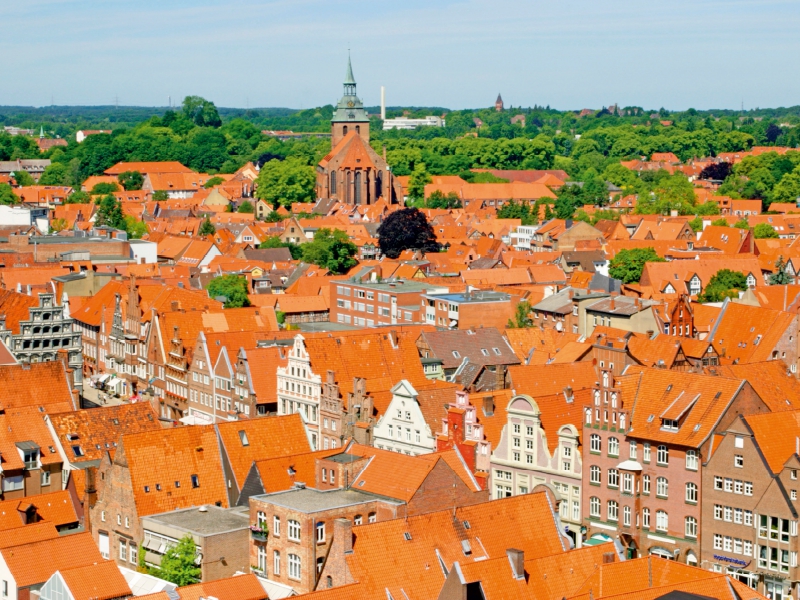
(331, 53, 369, 147)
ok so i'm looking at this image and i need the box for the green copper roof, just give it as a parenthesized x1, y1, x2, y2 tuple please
(344, 53, 356, 85)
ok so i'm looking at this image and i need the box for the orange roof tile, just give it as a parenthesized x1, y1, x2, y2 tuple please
(0, 362, 76, 414)
(0, 521, 58, 547)
(105, 161, 193, 175)
(58, 560, 132, 600)
(1, 531, 102, 587)
(176, 574, 266, 600)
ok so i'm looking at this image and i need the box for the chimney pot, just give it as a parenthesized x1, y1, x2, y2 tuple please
(602, 552, 616, 564)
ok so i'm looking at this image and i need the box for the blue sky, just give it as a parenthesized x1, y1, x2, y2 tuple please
(2, 0, 798, 110)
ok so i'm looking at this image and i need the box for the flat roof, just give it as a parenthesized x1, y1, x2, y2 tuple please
(142, 505, 249, 536)
(340, 280, 447, 293)
(423, 291, 510, 303)
(255, 487, 399, 513)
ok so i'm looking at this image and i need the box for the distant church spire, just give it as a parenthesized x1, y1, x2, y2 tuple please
(495, 94, 504, 112)
(344, 52, 356, 96)
(39, 126, 44, 139)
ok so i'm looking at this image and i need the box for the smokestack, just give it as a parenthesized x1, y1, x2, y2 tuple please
(380, 86, 386, 120)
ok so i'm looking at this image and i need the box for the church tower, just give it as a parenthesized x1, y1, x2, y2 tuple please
(330, 54, 370, 148)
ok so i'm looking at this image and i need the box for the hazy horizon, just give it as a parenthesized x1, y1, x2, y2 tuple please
(3, 0, 798, 112)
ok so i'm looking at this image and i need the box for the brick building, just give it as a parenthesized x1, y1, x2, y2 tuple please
(582, 367, 770, 564)
(702, 410, 800, 599)
(330, 279, 447, 327)
(420, 289, 515, 330)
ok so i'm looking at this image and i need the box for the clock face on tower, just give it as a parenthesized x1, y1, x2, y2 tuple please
(347, 101, 354, 107)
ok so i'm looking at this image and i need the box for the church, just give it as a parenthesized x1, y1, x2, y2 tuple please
(315, 57, 402, 205)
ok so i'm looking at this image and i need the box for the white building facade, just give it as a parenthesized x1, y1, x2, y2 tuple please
(276, 335, 322, 449)
(372, 380, 436, 456)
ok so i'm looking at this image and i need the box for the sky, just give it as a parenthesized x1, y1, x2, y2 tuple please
(2, 0, 799, 111)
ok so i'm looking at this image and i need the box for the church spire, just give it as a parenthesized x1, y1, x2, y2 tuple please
(343, 52, 356, 96)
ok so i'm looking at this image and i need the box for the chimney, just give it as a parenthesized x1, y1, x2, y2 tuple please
(482, 395, 494, 417)
(334, 518, 353, 554)
(602, 552, 616, 564)
(646, 330, 654, 338)
(171, 301, 179, 311)
(507, 548, 525, 580)
(610, 297, 616, 310)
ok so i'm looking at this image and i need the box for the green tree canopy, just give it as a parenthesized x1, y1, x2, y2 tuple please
(39, 163, 70, 186)
(153, 535, 201, 586)
(608, 247, 666, 284)
(506, 301, 533, 329)
(206, 275, 251, 308)
(301, 229, 357, 274)
(260, 236, 302, 259)
(92, 181, 120, 194)
(0, 184, 20, 206)
(12, 170, 34, 187)
(377, 208, 439, 259)
(733, 218, 750, 229)
(698, 269, 749, 303)
(198, 218, 216, 236)
(118, 170, 144, 191)
(153, 190, 169, 201)
(753, 222, 779, 238)
(425, 190, 461, 209)
(770, 256, 793, 285)
(255, 158, 316, 208)
(407, 162, 432, 202)
(65, 191, 90, 204)
(123, 216, 148, 239)
(204, 176, 225, 189)
(182, 96, 222, 128)
(94, 194, 126, 229)
(237, 200, 255, 213)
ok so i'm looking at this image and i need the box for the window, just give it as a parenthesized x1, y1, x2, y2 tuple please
(685, 482, 698, 503)
(590, 466, 601, 484)
(623, 473, 633, 494)
(590, 434, 601, 453)
(607, 500, 618, 522)
(119, 538, 127, 561)
(608, 437, 619, 457)
(656, 510, 668, 532)
(589, 497, 600, 517)
(656, 444, 668, 465)
(273, 516, 281, 537)
(316, 522, 325, 543)
(41, 470, 50, 486)
(629, 441, 637, 459)
(642, 508, 650, 528)
(734, 480, 743, 494)
(744, 481, 753, 496)
(129, 543, 137, 564)
(714, 476, 723, 490)
(288, 520, 300, 541)
(656, 477, 668, 498)
(608, 469, 619, 488)
(686, 450, 698, 470)
(725, 506, 732, 522)
(643, 443, 651, 463)
(734, 454, 744, 468)
(714, 504, 722, 520)
(368, 512, 376, 523)
(191, 474, 199, 488)
(273, 551, 281, 575)
(623, 506, 631, 526)
(724, 478, 733, 492)
(714, 534, 722, 550)
(685, 516, 697, 538)
(288, 554, 301, 580)
(642, 475, 651, 494)
(745, 510, 753, 526)
(354, 515, 363, 525)
(734, 508, 743, 524)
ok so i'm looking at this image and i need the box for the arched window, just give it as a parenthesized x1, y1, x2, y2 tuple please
(326, 576, 333, 588)
(656, 477, 668, 498)
(656, 510, 668, 532)
(590, 434, 601, 453)
(657, 444, 669, 465)
(346, 171, 352, 204)
(685, 517, 698, 538)
(376, 171, 383, 197)
(608, 469, 619, 488)
(354, 171, 362, 204)
(607, 500, 618, 522)
(330, 172, 337, 195)
(685, 482, 698, 503)
(343, 125, 348, 137)
(589, 497, 600, 517)
(288, 554, 301, 579)
(608, 437, 619, 457)
(590, 465, 601, 484)
(355, 125, 360, 135)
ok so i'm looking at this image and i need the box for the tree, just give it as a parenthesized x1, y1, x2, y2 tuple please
(733, 218, 750, 229)
(153, 190, 169, 201)
(264, 210, 285, 223)
(754, 222, 779, 238)
(698, 269, 748, 303)
(237, 200, 254, 213)
(497, 199, 536, 225)
(425, 190, 461, 209)
(506, 301, 533, 328)
(65, 191, 90, 204)
(407, 162, 432, 202)
(39, 163, 70, 186)
(118, 171, 144, 191)
(206, 275, 251, 308)
(182, 96, 222, 128)
(198, 218, 216, 236)
(204, 176, 225, 189)
(0, 184, 20, 206)
(608, 247, 666, 284)
(123, 216, 148, 239)
(260, 236, 302, 259)
(95, 194, 126, 229)
(255, 158, 316, 208)
(12, 170, 34, 186)
(50, 218, 68, 233)
(377, 208, 439, 259)
(688, 217, 703, 232)
(153, 535, 201, 586)
(710, 218, 729, 227)
(770, 255, 793, 285)
(300, 229, 357, 274)
(698, 162, 732, 181)
(91, 181, 120, 194)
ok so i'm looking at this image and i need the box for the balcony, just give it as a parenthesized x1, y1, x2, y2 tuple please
(250, 526, 268, 542)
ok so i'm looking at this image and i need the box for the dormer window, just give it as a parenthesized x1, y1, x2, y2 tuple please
(661, 418, 679, 431)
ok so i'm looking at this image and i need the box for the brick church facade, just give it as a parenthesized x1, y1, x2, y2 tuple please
(315, 56, 402, 205)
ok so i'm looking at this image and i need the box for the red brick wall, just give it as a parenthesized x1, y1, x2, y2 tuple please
(407, 459, 488, 516)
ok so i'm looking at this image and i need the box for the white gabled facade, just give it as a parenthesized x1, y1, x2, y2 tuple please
(276, 335, 322, 449)
(372, 380, 436, 456)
